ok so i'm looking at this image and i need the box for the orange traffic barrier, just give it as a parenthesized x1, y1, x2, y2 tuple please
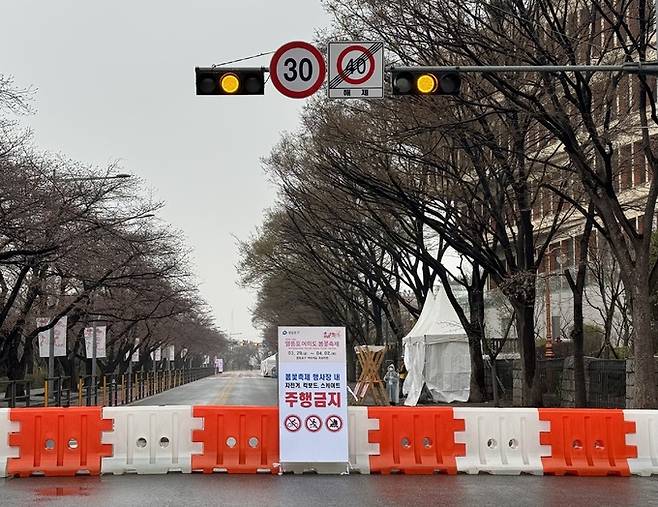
(367, 407, 465, 474)
(7, 407, 112, 477)
(192, 406, 279, 474)
(539, 408, 636, 476)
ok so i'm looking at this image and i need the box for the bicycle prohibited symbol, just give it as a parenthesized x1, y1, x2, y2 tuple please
(284, 414, 302, 432)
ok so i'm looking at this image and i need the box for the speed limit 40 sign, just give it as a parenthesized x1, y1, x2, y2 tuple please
(270, 41, 326, 99)
(328, 41, 384, 99)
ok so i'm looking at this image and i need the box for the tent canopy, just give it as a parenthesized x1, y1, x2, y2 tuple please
(402, 289, 471, 405)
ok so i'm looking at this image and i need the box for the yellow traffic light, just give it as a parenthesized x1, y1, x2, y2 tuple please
(416, 73, 438, 94)
(391, 69, 461, 96)
(219, 73, 240, 94)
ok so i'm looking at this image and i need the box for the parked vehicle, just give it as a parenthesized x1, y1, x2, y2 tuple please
(260, 353, 277, 377)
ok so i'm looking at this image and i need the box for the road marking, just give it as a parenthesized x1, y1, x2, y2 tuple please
(212, 375, 238, 405)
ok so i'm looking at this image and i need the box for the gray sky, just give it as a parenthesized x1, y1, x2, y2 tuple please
(1, 1, 330, 341)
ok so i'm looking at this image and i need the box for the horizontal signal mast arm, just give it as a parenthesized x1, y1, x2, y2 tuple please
(389, 62, 658, 74)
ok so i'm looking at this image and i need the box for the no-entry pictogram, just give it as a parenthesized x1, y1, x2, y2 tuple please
(328, 41, 384, 99)
(270, 41, 326, 99)
(325, 415, 343, 433)
(284, 414, 302, 432)
(305, 414, 322, 432)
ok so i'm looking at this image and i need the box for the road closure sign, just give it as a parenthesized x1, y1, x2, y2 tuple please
(278, 326, 348, 464)
(328, 41, 384, 99)
(270, 41, 326, 99)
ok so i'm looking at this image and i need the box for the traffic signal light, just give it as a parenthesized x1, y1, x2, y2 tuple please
(391, 69, 461, 96)
(195, 67, 265, 95)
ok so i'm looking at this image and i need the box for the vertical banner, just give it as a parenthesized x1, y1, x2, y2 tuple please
(168, 345, 175, 361)
(131, 338, 140, 362)
(37, 317, 68, 357)
(150, 347, 161, 361)
(278, 326, 348, 463)
(83, 325, 107, 358)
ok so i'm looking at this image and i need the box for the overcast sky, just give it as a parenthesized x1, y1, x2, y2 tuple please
(1, 1, 330, 341)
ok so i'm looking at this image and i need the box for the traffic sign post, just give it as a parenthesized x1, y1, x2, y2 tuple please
(328, 41, 384, 99)
(270, 41, 326, 99)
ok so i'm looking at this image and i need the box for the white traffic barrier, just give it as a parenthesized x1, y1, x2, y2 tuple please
(454, 407, 550, 475)
(624, 409, 658, 476)
(101, 405, 202, 474)
(347, 406, 379, 474)
(0, 408, 19, 477)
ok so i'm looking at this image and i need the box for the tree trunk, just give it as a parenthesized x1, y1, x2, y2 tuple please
(630, 281, 657, 408)
(468, 284, 487, 402)
(515, 301, 541, 406)
(572, 288, 587, 407)
(467, 328, 486, 403)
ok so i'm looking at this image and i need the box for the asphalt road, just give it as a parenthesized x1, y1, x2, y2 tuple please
(2, 474, 658, 506)
(130, 370, 277, 406)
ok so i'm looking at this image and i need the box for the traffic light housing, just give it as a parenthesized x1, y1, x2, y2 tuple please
(195, 67, 265, 95)
(391, 69, 461, 96)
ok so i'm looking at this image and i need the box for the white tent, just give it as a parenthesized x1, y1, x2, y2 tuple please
(260, 353, 277, 377)
(402, 289, 471, 406)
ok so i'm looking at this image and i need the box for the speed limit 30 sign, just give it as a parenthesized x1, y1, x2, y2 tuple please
(270, 41, 326, 99)
(328, 41, 384, 99)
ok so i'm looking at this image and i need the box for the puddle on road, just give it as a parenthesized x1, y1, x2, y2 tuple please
(35, 486, 92, 499)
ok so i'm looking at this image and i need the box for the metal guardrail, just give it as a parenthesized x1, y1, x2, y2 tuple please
(0, 367, 215, 408)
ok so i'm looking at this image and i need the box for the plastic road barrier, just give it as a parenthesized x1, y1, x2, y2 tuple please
(102, 406, 203, 474)
(454, 407, 550, 475)
(539, 409, 636, 476)
(0, 408, 19, 477)
(7, 407, 112, 477)
(624, 410, 658, 476)
(347, 407, 379, 474)
(367, 407, 465, 474)
(4, 405, 658, 478)
(191, 406, 279, 473)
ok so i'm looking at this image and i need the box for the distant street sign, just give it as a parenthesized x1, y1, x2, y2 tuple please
(328, 41, 384, 99)
(37, 317, 67, 357)
(270, 41, 326, 99)
(84, 325, 107, 359)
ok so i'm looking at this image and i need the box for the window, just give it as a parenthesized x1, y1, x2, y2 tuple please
(618, 75, 630, 115)
(561, 238, 574, 268)
(633, 141, 647, 186)
(620, 143, 632, 190)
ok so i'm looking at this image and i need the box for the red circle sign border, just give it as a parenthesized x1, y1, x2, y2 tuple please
(337, 45, 376, 85)
(304, 414, 323, 432)
(270, 41, 326, 99)
(284, 414, 302, 433)
(325, 414, 343, 432)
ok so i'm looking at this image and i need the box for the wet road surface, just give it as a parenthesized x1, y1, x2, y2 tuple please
(130, 370, 277, 406)
(2, 474, 658, 506)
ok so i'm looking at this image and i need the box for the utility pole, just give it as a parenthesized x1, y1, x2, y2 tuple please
(48, 327, 55, 399)
(91, 320, 98, 378)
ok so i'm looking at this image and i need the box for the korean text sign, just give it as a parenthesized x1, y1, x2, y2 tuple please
(278, 326, 348, 463)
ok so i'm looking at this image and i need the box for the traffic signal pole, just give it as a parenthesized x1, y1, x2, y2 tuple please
(390, 62, 658, 74)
